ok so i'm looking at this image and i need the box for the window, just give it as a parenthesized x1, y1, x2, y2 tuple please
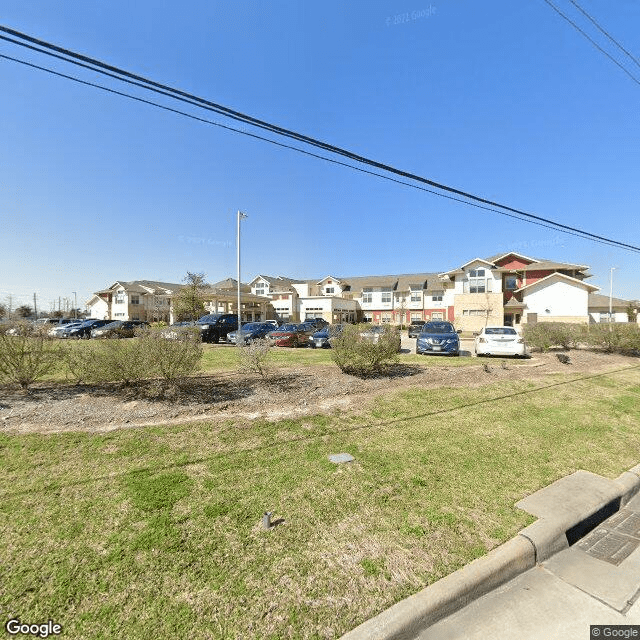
(465, 269, 492, 294)
(411, 312, 422, 321)
(505, 276, 517, 291)
(254, 285, 266, 296)
(431, 312, 444, 320)
(381, 291, 392, 304)
(325, 287, 334, 294)
(362, 292, 372, 303)
(114, 290, 125, 304)
(431, 290, 444, 302)
(462, 309, 485, 317)
(599, 312, 616, 323)
(363, 314, 373, 323)
(381, 312, 392, 323)
(131, 295, 140, 305)
(114, 312, 125, 317)
(411, 292, 421, 302)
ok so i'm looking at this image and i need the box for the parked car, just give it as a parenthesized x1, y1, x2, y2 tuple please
(475, 326, 526, 357)
(408, 321, 426, 338)
(90, 320, 148, 339)
(49, 321, 85, 337)
(267, 323, 311, 347)
(227, 322, 276, 345)
(360, 325, 402, 352)
(309, 324, 344, 348)
(161, 321, 197, 340)
(302, 318, 329, 331)
(416, 321, 460, 356)
(196, 314, 239, 343)
(62, 319, 112, 339)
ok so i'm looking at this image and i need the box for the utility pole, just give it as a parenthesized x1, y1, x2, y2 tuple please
(236, 210, 248, 344)
(609, 267, 617, 328)
(33, 293, 37, 318)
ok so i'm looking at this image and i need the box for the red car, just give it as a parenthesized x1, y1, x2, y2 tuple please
(267, 323, 312, 347)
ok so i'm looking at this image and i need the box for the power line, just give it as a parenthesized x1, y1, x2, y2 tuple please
(541, 0, 640, 87)
(568, 0, 640, 71)
(1, 53, 632, 252)
(1, 25, 639, 253)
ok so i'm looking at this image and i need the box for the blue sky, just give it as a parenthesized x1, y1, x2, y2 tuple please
(1, 1, 639, 312)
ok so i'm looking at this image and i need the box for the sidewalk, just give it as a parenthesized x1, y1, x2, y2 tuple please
(420, 491, 640, 639)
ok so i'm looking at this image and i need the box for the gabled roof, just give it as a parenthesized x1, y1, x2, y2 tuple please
(485, 251, 539, 265)
(588, 293, 632, 309)
(494, 260, 589, 272)
(249, 274, 304, 288)
(439, 257, 496, 276)
(316, 275, 343, 286)
(396, 273, 434, 291)
(209, 278, 250, 293)
(95, 280, 183, 295)
(339, 275, 398, 290)
(517, 272, 599, 294)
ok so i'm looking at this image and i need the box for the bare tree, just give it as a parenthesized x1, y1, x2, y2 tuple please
(394, 293, 408, 329)
(172, 272, 209, 321)
(0, 303, 6, 318)
(477, 293, 496, 328)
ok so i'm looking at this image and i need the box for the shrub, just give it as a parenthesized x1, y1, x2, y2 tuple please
(584, 324, 640, 355)
(139, 326, 202, 383)
(236, 338, 272, 378)
(66, 326, 202, 387)
(331, 323, 400, 376)
(0, 322, 66, 389)
(522, 322, 580, 351)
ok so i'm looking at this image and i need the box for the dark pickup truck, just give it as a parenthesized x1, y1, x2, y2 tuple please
(196, 313, 238, 343)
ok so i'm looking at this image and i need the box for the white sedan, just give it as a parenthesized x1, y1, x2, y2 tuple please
(475, 326, 527, 357)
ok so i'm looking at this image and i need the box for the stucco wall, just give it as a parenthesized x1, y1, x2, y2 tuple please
(453, 293, 503, 332)
(523, 279, 588, 319)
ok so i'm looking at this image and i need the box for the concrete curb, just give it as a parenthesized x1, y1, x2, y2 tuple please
(340, 465, 640, 640)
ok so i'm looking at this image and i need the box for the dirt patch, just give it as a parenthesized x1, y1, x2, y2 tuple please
(1, 350, 638, 434)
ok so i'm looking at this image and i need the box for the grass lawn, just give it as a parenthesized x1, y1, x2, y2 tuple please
(201, 344, 484, 372)
(2, 367, 639, 638)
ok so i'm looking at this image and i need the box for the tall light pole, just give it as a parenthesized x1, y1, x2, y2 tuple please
(237, 210, 248, 343)
(609, 267, 617, 325)
(72, 292, 77, 319)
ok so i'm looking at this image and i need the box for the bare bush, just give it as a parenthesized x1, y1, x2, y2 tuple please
(236, 338, 273, 378)
(331, 323, 400, 377)
(140, 326, 202, 383)
(0, 322, 66, 389)
(65, 327, 202, 388)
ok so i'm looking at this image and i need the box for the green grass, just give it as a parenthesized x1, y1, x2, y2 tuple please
(2, 368, 640, 638)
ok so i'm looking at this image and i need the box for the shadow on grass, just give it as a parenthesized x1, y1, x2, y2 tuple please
(0, 376, 257, 407)
(339, 363, 423, 380)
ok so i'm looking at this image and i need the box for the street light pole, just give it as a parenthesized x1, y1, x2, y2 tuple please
(72, 292, 77, 319)
(609, 267, 617, 326)
(237, 210, 248, 344)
